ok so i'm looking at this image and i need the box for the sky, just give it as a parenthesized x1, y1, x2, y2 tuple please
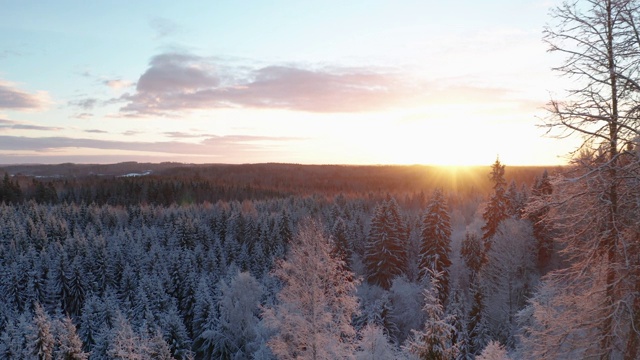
(0, 0, 578, 166)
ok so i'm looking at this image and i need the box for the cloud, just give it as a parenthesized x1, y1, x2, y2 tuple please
(0, 119, 62, 131)
(117, 52, 418, 116)
(0, 80, 49, 110)
(68, 98, 98, 110)
(0, 134, 300, 155)
(10, 124, 62, 131)
(164, 131, 213, 138)
(104, 79, 133, 90)
(74, 113, 93, 119)
(136, 53, 220, 94)
(150, 17, 180, 39)
(85, 129, 108, 134)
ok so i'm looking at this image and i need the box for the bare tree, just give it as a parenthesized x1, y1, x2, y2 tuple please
(525, 0, 640, 358)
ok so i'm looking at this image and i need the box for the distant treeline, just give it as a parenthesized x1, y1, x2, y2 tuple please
(0, 163, 558, 206)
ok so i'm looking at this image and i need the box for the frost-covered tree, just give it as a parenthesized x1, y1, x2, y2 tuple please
(365, 198, 408, 289)
(108, 313, 147, 359)
(467, 280, 489, 357)
(55, 315, 89, 360)
(355, 283, 400, 344)
(0, 312, 32, 359)
(31, 302, 55, 360)
(406, 270, 456, 360)
(481, 159, 509, 250)
(476, 341, 510, 360)
(389, 277, 425, 344)
(461, 232, 484, 276)
(524, 0, 640, 357)
(331, 217, 351, 267)
(263, 220, 359, 359)
(482, 219, 537, 348)
(418, 189, 452, 300)
(355, 324, 398, 360)
(210, 271, 263, 359)
(448, 287, 472, 360)
(527, 170, 554, 271)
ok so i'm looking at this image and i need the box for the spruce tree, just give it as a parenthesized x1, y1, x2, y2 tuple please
(418, 189, 452, 302)
(31, 303, 55, 360)
(364, 197, 408, 289)
(406, 270, 457, 360)
(481, 159, 509, 251)
(55, 316, 88, 360)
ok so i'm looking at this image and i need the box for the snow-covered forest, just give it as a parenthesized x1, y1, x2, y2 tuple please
(0, 160, 551, 359)
(3, 0, 640, 358)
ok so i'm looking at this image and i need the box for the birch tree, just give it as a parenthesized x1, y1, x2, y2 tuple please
(525, 0, 640, 357)
(263, 220, 359, 359)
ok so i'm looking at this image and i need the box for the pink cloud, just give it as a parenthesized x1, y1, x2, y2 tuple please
(0, 134, 300, 155)
(104, 79, 134, 90)
(0, 80, 49, 110)
(117, 52, 417, 116)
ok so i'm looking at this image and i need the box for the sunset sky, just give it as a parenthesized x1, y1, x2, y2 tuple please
(0, 0, 578, 166)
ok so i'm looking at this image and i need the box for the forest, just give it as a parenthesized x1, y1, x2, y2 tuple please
(4, 0, 640, 358)
(0, 160, 553, 359)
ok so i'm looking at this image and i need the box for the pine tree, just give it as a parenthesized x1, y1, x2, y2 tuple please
(448, 287, 472, 360)
(331, 217, 351, 267)
(55, 315, 88, 360)
(211, 271, 263, 359)
(467, 280, 488, 357)
(406, 270, 456, 360)
(263, 220, 359, 359)
(481, 159, 509, 251)
(527, 170, 553, 271)
(461, 232, 484, 276)
(31, 302, 55, 360)
(0, 312, 32, 359)
(108, 313, 147, 359)
(418, 189, 452, 301)
(476, 341, 511, 360)
(364, 197, 408, 289)
(355, 324, 397, 360)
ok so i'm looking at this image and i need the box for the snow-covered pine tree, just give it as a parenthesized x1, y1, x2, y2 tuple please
(406, 270, 456, 360)
(31, 302, 55, 360)
(418, 188, 452, 302)
(448, 287, 472, 360)
(210, 271, 263, 359)
(364, 197, 408, 290)
(461, 232, 484, 277)
(527, 170, 553, 271)
(355, 324, 398, 360)
(108, 312, 147, 359)
(331, 217, 351, 268)
(0, 312, 32, 359)
(263, 220, 359, 359)
(476, 341, 511, 360)
(481, 219, 537, 349)
(467, 279, 489, 357)
(55, 315, 88, 360)
(481, 159, 510, 251)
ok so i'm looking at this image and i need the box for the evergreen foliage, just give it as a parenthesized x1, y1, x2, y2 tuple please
(364, 197, 408, 289)
(406, 270, 457, 360)
(418, 188, 452, 301)
(481, 159, 510, 250)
